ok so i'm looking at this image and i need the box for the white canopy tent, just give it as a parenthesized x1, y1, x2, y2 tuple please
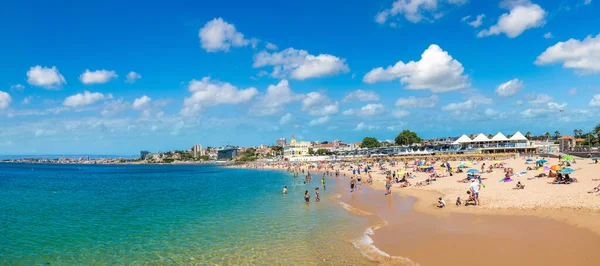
(509, 131, 528, 141)
(471, 133, 490, 142)
(453, 134, 472, 144)
(491, 132, 508, 141)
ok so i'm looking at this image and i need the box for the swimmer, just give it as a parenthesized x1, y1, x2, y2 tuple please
(304, 190, 310, 203)
(283, 186, 287, 194)
(315, 187, 320, 202)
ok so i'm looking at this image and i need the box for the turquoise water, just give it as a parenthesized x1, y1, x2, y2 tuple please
(0, 164, 373, 265)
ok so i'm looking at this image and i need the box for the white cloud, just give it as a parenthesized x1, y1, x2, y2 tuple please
(181, 77, 258, 116)
(301, 92, 339, 116)
(583, 0, 592, 5)
(342, 90, 380, 103)
(342, 109, 356, 116)
(478, 2, 546, 38)
(468, 93, 493, 104)
(0, 91, 12, 109)
(441, 100, 475, 111)
(463, 14, 485, 28)
(358, 103, 386, 116)
(395, 95, 439, 108)
(526, 93, 553, 104)
(63, 91, 105, 108)
(535, 33, 600, 73)
(521, 101, 567, 118)
(253, 48, 349, 80)
(392, 109, 411, 118)
(363, 44, 470, 92)
(514, 100, 524, 105)
(26, 65, 66, 89)
(495, 78, 524, 96)
(309, 116, 330, 126)
(375, 0, 467, 24)
(126, 71, 142, 83)
(101, 98, 129, 117)
(132, 95, 152, 110)
(280, 113, 293, 125)
(199, 18, 249, 52)
(353, 122, 380, 131)
(79, 69, 118, 84)
(10, 84, 25, 91)
(544, 32, 553, 39)
(590, 94, 600, 106)
(251, 80, 301, 115)
(265, 42, 278, 50)
(22, 96, 32, 104)
(568, 88, 578, 95)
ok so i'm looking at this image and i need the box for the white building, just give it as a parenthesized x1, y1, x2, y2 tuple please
(283, 134, 311, 159)
(191, 144, 203, 158)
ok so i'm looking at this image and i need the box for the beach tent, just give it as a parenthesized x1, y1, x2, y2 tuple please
(453, 134, 472, 144)
(509, 131, 528, 141)
(471, 133, 490, 142)
(491, 132, 508, 141)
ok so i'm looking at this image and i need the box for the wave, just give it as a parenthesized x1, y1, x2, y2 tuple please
(335, 195, 419, 266)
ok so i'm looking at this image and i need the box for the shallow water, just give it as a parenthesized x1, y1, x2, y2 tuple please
(0, 164, 374, 265)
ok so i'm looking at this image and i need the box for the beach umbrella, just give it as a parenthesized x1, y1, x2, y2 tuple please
(550, 165, 562, 171)
(526, 158, 533, 162)
(591, 157, 598, 160)
(536, 159, 547, 164)
(559, 168, 575, 174)
(467, 169, 480, 173)
(562, 155, 573, 160)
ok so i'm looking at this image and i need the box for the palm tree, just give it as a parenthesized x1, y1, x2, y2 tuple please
(554, 131, 560, 140)
(525, 132, 532, 139)
(544, 132, 551, 141)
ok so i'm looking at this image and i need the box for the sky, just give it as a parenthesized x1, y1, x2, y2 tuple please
(1, 0, 599, 155)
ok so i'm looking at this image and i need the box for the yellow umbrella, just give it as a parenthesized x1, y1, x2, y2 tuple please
(494, 161, 502, 164)
(550, 165, 562, 171)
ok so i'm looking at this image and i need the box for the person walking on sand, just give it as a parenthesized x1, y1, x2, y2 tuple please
(469, 179, 481, 206)
(315, 187, 320, 202)
(304, 190, 310, 203)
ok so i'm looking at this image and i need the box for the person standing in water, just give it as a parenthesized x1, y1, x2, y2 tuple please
(350, 176, 356, 192)
(283, 186, 287, 195)
(304, 190, 310, 203)
(321, 176, 326, 190)
(385, 175, 392, 195)
(315, 187, 320, 202)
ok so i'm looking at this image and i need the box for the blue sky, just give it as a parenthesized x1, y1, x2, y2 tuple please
(1, 0, 599, 155)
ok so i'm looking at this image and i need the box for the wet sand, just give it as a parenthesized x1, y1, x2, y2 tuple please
(340, 184, 600, 266)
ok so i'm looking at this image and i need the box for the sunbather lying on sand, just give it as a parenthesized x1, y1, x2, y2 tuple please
(588, 184, 600, 193)
(513, 181, 525, 190)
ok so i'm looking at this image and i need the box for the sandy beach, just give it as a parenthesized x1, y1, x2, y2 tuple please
(237, 154, 600, 265)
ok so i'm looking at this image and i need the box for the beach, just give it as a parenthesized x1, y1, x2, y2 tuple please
(240, 154, 600, 265)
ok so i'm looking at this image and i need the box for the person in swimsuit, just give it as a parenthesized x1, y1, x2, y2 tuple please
(283, 186, 287, 194)
(304, 190, 310, 203)
(315, 187, 320, 202)
(385, 176, 392, 195)
(321, 177, 326, 190)
(350, 176, 356, 192)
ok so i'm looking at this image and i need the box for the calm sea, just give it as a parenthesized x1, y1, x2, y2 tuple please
(0, 163, 375, 265)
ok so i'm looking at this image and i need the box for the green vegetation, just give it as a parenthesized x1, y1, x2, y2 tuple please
(308, 148, 315, 155)
(316, 148, 328, 155)
(360, 137, 381, 148)
(394, 130, 422, 146)
(236, 148, 258, 162)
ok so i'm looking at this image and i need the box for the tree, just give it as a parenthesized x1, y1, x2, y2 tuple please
(308, 148, 315, 155)
(544, 132, 551, 140)
(316, 149, 328, 155)
(321, 141, 329, 144)
(525, 132, 532, 139)
(487, 134, 493, 139)
(360, 137, 381, 148)
(554, 131, 561, 140)
(594, 123, 600, 143)
(394, 130, 422, 146)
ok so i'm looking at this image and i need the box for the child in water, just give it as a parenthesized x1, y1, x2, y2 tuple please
(283, 186, 287, 195)
(315, 187, 320, 202)
(304, 190, 310, 203)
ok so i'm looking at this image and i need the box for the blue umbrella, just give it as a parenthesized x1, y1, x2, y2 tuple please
(592, 157, 599, 160)
(560, 168, 575, 174)
(467, 169, 480, 173)
(536, 159, 547, 164)
(526, 158, 533, 162)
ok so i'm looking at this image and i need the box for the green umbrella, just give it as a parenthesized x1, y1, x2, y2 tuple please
(562, 155, 573, 160)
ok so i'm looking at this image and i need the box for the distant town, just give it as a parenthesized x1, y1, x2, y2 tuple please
(2, 129, 599, 164)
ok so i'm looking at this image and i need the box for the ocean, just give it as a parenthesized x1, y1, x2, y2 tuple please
(0, 163, 375, 265)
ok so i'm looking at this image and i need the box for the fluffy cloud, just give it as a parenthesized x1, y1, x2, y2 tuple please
(132, 95, 152, 110)
(199, 18, 249, 52)
(265, 42, 278, 50)
(535, 33, 600, 73)
(126, 71, 142, 83)
(462, 14, 485, 28)
(181, 77, 258, 116)
(251, 80, 301, 115)
(101, 98, 129, 117)
(253, 48, 349, 80)
(395, 95, 439, 108)
(375, 0, 467, 24)
(0, 91, 12, 109)
(27, 65, 66, 89)
(80, 69, 118, 84)
(347, 103, 387, 117)
(363, 45, 470, 92)
(441, 100, 475, 111)
(521, 101, 567, 118)
(353, 122, 380, 131)
(342, 90, 380, 103)
(392, 110, 411, 118)
(280, 113, 293, 125)
(495, 78, 524, 96)
(526, 93, 553, 104)
(63, 91, 105, 108)
(590, 94, 600, 106)
(478, 2, 546, 38)
(309, 116, 330, 126)
(301, 92, 339, 116)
